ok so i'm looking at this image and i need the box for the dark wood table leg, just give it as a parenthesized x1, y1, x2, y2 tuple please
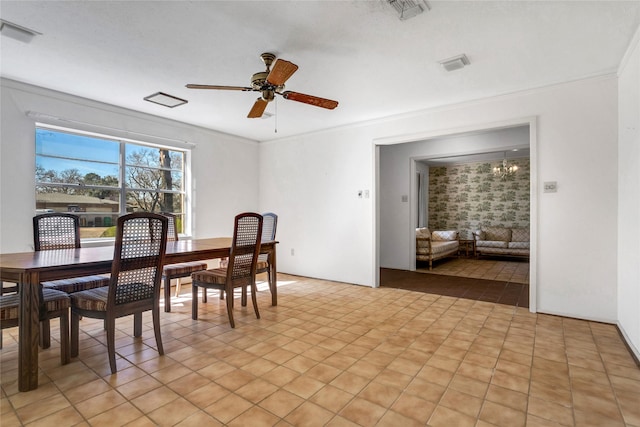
(18, 272, 40, 391)
(270, 246, 277, 306)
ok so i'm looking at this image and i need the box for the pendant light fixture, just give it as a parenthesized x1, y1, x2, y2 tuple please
(493, 152, 518, 180)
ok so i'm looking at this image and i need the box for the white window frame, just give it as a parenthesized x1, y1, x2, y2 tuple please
(35, 124, 192, 242)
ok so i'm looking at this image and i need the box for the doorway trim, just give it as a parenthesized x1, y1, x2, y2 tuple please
(374, 116, 538, 313)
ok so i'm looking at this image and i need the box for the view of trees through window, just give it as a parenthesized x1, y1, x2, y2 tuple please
(35, 127, 186, 238)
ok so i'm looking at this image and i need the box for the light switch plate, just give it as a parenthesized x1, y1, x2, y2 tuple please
(544, 181, 557, 193)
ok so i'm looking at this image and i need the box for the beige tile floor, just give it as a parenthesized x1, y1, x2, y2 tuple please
(417, 258, 530, 284)
(2, 274, 639, 426)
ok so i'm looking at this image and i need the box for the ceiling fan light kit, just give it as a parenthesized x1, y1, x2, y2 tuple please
(186, 52, 338, 119)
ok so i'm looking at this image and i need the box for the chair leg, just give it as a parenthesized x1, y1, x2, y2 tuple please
(225, 286, 235, 328)
(106, 316, 117, 374)
(220, 289, 224, 300)
(241, 284, 247, 307)
(152, 306, 164, 355)
(164, 276, 171, 313)
(40, 318, 51, 349)
(133, 312, 142, 337)
(0, 329, 3, 349)
(192, 284, 198, 320)
(71, 311, 80, 357)
(203, 289, 208, 303)
(175, 278, 182, 298)
(59, 311, 70, 365)
(250, 281, 260, 320)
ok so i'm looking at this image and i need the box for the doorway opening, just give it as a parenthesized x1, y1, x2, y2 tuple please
(376, 117, 536, 311)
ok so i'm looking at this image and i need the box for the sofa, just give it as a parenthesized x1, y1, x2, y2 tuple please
(472, 226, 529, 258)
(416, 228, 459, 270)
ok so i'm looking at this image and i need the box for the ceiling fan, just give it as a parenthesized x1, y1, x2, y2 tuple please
(186, 52, 339, 118)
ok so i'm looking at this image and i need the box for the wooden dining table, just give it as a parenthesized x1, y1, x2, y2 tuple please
(0, 237, 278, 392)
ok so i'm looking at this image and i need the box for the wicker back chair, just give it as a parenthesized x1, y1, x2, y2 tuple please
(33, 213, 81, 251)
(33, 213, 110, 348)
(255, 212, 277, 297)
(70, 213, 168, 374)
(161, 213, 207, 312)
(191, 213, 263, 328)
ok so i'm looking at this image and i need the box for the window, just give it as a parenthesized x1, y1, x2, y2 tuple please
(35, 126, 187, 239)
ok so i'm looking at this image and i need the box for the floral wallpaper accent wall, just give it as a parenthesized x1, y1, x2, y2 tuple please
(427, 157, 530, 240)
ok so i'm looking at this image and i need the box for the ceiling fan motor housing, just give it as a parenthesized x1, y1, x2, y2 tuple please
(251, 71, 268, 90)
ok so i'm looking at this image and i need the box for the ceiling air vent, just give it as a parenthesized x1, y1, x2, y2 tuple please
(387, 0, 430, 21)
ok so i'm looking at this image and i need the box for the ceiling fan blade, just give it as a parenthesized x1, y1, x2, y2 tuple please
(186, 84, 253, 91)
(281, 91, 339, 110)
(247, 98, 269, 118)
(266, 59, 298, 86)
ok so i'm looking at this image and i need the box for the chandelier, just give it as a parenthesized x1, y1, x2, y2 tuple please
(493, 152, 518, 180)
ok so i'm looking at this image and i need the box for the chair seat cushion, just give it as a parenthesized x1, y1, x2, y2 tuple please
(256, 260, 269, 271)
(431, 241, 458, 255)
(1, 288, 70, 321)
(163, 261, 208, 278)
(191, 268, 227, 286)
(476, 240, 509, 248)
(508, 241, 530, 249)
(42, 274, 110, 294)
(71, 283, 154, 311)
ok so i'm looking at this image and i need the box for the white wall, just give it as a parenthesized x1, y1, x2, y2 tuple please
(258, 126, 375, 285)
(0, 79, 259, 253)
(617, 27, 640, 359)
(260, 75, 620, 323)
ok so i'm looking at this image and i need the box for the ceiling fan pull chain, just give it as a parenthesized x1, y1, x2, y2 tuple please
(275, 97, 278, 134)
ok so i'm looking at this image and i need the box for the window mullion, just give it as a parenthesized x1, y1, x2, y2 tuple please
(119, 141, 127, 216)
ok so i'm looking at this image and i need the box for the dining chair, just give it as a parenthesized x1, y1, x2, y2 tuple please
(33, 213, 110, 348)
(70, 212, 168, 374)
(191, 213, 263, 328)
(255, 212, 278, 300)
(0, 287, 71, 365)
(161, 213, 208, 312)
(218, 212, 277, 307)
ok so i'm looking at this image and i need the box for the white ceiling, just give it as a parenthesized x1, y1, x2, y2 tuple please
(1, 1, 639, 142)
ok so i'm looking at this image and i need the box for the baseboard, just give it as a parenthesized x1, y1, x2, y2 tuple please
(616, 323, 640, 367)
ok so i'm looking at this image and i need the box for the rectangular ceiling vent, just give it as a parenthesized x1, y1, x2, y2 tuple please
(387, 0, 430, 21)
(0, 19, 41, 43)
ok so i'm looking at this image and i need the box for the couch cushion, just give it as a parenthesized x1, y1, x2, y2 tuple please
(431, 240, 458, 255)
(511, 228, 529, 242)
(483, 227, 511, 241)
(476, 240, 509, 248)
(432, 230, 457, 241)
(508, 241, 530, 249)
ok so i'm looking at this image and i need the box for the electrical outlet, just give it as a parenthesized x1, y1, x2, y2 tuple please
(291, 248, 295, 256)
(358, 190, 363, 198)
